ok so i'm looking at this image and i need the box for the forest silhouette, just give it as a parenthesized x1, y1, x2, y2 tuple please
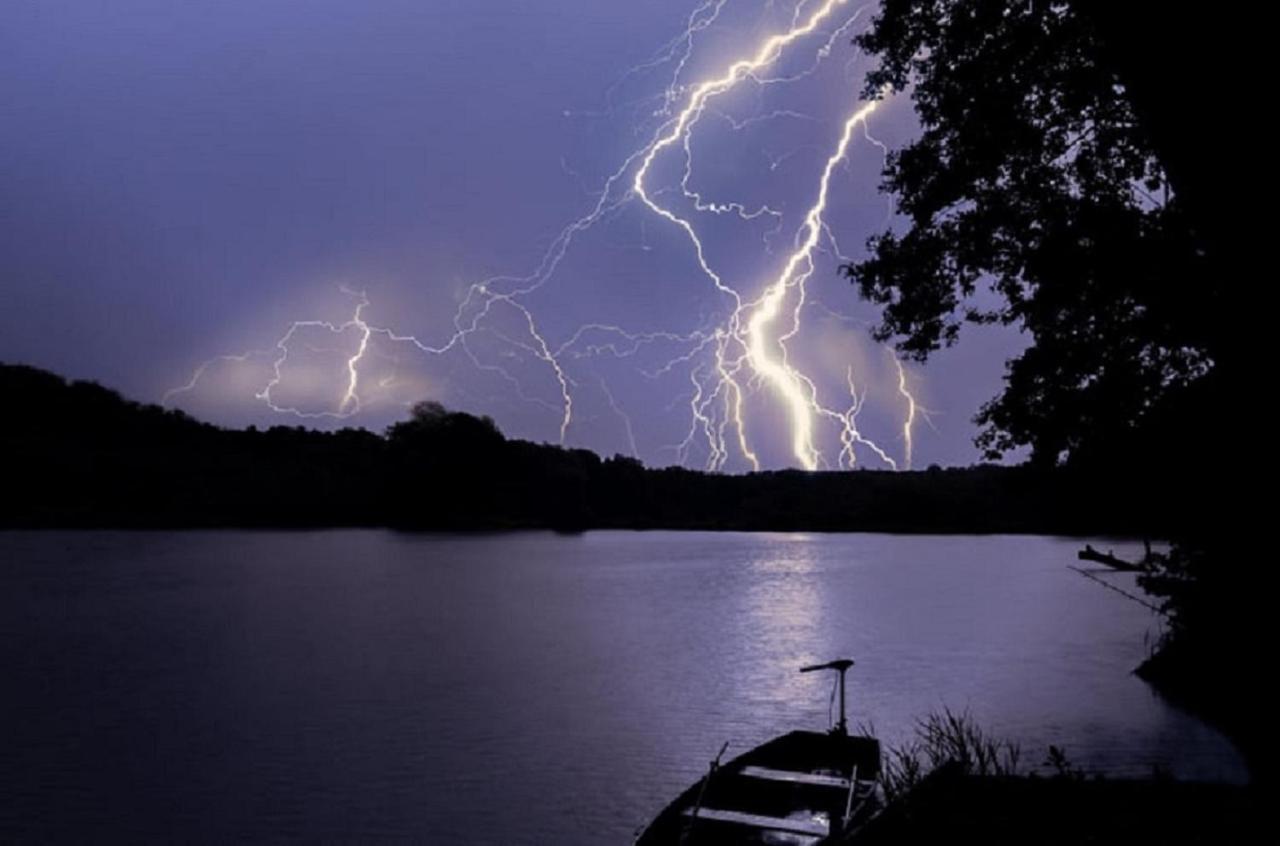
(1, 362, 1173, 535)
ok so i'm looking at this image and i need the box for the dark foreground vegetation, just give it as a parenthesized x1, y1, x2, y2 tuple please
(838, 0, 1265, 788)
(846, 711, 1258, 844)
(1, 362, 1173, 536)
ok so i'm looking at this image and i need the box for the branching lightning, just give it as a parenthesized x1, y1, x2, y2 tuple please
(165, 0, 927, 472)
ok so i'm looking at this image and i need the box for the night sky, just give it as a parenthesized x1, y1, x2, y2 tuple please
(1, 0, 1026, 469)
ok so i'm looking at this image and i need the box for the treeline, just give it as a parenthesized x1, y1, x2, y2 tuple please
(2, 363, 1176, 534)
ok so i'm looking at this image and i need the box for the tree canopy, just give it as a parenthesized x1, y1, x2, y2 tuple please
(845, 0, 1218, 465)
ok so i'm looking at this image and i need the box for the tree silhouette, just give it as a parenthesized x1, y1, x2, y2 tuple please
(4, 362, 1159, 535)
(844, 0, 1217, 466)
(842, 3, 1266, 773)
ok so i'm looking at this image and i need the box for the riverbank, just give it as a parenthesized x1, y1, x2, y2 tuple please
(848, 766, 1258, 844)
(1137, 637, 1265, 785)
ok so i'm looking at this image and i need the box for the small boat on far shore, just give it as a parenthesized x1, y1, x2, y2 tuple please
(634, 659, 881, 845)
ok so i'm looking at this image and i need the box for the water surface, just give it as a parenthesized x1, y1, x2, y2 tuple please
(0, 531, 1245, 842)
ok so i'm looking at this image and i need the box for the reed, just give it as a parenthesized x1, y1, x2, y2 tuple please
(878, 709, 1021, 802)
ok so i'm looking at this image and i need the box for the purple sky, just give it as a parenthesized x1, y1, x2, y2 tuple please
(1, 0, 1026, 469)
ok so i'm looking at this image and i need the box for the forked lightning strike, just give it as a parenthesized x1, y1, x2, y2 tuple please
(165, 0, 926, 471)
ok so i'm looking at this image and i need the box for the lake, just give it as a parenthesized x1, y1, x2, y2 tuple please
(0, 530, 1246, 842)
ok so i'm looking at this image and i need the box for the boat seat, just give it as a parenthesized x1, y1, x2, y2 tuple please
(739, 765, 851, 789)
(681, 807, 830, 836)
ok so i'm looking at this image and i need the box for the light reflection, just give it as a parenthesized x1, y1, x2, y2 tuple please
(734, 538, 833, 725)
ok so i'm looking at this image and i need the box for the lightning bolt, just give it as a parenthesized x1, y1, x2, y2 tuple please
(837, 366, 898, 470)
(599, 377, 640, 459)
(743, 97, 881, 469)
(631, 0, 905, 471)
(891, 354, 936, 471)
(165, 0, 930, 472)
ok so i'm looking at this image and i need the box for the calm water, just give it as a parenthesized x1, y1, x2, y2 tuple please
(0, 531, 1245, 842)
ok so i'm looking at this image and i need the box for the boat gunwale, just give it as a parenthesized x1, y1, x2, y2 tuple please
(634, 730, 881, 845)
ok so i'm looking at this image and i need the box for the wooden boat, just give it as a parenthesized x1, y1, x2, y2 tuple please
(635, 659, 881, 845)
